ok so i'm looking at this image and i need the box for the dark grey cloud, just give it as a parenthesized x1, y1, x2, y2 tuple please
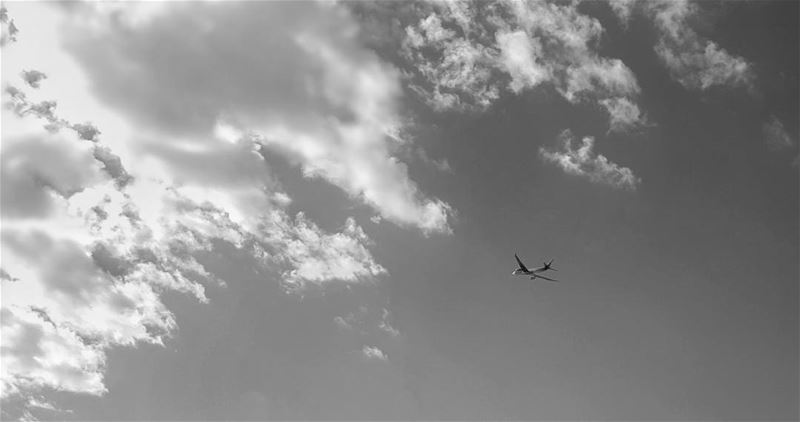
(21, 69, 46, 88)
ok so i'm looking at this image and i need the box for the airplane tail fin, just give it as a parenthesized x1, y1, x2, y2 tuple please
(544, 259, 557, 271)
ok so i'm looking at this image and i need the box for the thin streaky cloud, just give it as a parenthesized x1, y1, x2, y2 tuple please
(763, 115, 795, 151)
(539, 130, 641, 190)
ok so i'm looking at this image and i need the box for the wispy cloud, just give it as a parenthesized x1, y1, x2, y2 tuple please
(762, 115, 795, 151)
(540, 130, 641, 190)
(641, 0, 754, 91)
(20, 70, 46, 88)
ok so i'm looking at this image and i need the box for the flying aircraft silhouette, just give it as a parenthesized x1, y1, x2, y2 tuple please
(512, 253, 558, 282)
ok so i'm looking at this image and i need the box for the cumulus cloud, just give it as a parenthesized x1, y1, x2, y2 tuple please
(762, 115, 795, 151)
(1, 126, 214, 403)
(641, 0, 754, 91)
(0, 2, 402, 413)
(600, 97, 649, 133)
(0, 268, 20, 282)
(397, 0, 646, 132)
(1, 113, 388, 411)
(496, 30, 549, 94)
(268, 214, 387, 289)
(62, 1, 451, 235)
(540, 130, 641, 190)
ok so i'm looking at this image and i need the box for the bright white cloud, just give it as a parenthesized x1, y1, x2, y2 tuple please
(268, 214, 387, 289)
(540, 131, 641, 190)
(0, 2, 403, 413)
(496, 30, 549, 94)
(399, 0, 646, 132)
(20, 70, 46, 88)
(61, 1, 451, 235)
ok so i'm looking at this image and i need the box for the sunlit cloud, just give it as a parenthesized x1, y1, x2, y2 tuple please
(62, 1, 451, 235)
(398, 0, 646, 132)
(0, 2, 412, 414)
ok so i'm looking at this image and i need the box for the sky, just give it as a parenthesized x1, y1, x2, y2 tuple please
(0, 1, 797, 421)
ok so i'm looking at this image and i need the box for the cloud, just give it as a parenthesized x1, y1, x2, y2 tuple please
(0, 226, 185, 399)
(333, 306, 369, 334)
(361, 345, 388, 361)
(333, 306, 401, 340)
(496, 30, 550, 94)
(600, 97, 649, 133)
(62, 1, 451, 235)
(397, 0, 646, 132)
(0, 128, 103, 219)
(608, 0, 637, 26)
(379, 308, 400, 337)
(1, 306, 107, 399)
(0, 268, 19, 282)
(268, 214, 386, 289)
(642, 0, 754, 91)
(0, 6, 18, 45)
(762, 115, 795, 151)
(403, 12, 500, 111)
(20, 69, 46, 88)
(539, 130, 641, 190)
(70, 122, 100, 142)
(0, 123, 387, 409)
(0, 2, 402, 412)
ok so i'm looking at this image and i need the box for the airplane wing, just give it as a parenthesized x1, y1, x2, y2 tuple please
(535, 274, 558, 282)
(514, 253, 529, 272)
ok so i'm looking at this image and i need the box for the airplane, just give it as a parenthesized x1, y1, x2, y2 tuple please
(512, 253, 559, 282)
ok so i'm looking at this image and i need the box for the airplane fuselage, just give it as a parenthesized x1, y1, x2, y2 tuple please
(512, 268, 543, 275)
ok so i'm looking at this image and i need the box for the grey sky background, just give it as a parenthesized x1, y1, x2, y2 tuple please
(0, 1, 797, 421)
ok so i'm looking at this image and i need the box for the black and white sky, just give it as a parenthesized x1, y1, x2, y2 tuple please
(0, 1, 797, 420)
